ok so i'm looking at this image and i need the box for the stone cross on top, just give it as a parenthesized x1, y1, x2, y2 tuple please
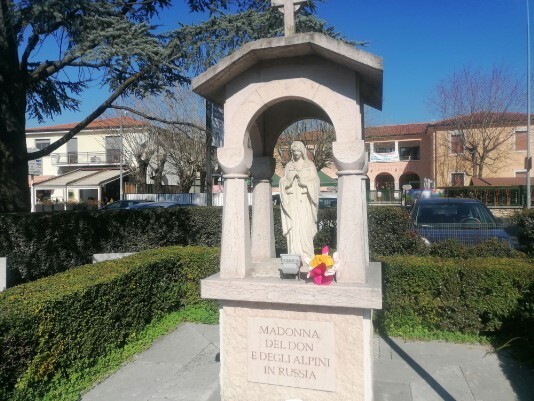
(271, 0, 307, 36)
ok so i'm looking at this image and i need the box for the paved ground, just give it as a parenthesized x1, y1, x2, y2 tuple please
(81, 323, 534, 401)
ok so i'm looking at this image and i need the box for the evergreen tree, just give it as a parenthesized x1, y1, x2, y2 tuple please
(0, 0, 348, 212)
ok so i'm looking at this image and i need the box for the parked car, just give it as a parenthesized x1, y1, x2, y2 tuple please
(127, 201, 196, 209)
(410, 198, 512, 246)
(100, 200, 146, 210)
(272, 193, 337, 209)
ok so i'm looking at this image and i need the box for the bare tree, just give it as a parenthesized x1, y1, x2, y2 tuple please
(275, 119, 335, 171)
(161, 127, 207, 193)
(104, 86, 208, 193)
(430, 65, 526, 178)
(98, 113, 160, 186)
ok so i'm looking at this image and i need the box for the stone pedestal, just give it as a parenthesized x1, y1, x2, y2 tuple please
(201, 263, 381, 401)
(194, 28, 383, 401)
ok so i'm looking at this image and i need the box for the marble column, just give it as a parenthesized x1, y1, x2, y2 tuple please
(333, 140, 369, 284)
(217, 146, 253, 278)
(250, 157, 276, 263)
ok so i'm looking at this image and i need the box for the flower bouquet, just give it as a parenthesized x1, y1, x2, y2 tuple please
(304, 246, 338, 285)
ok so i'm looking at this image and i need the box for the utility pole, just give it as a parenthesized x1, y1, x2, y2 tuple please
(206, 100, 213, 206)
(120, 113, 124, 200)
(527, 0, 532, 208)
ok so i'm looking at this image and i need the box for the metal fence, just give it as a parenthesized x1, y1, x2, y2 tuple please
(125, 192, 253, 206)
(124, 183, 184, 194)
(410, 221, 517, 248)
(50, 151, 120, 165)
(443, 186, 532, 207)
(367, 190, 402, 205)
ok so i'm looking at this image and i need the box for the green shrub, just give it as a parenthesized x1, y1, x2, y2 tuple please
(2, 206, 411, 283)
(514, 208, 534, 255)
(377, 256, 534, 337)
(367, 206, 428, 258)
(0, 208, 224, 283)
(0, 246, 219, 401)
(314, 207, 337, 249)
(428, 237, 524, 259)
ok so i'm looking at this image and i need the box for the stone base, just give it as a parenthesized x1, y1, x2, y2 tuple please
(219, 302, 373, 401)
(202, 262, 381, 310)
(202, 262, 381, 401)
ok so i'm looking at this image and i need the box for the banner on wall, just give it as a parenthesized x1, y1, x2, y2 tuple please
(370, 151, 399, 162)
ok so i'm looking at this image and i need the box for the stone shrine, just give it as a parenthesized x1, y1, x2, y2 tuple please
(194, 3, 383, 400)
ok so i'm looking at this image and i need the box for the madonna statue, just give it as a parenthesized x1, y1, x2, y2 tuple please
(279, 141, 320, 262)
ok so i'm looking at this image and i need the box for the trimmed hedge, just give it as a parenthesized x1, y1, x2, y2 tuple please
(378, 256, 534, 336)
(367, 206, 426, 258)
(0, 246, 219, 401)
(514, 208, 534, 255)
(4, 205, 517, 284)
(1, 206, 418, 284)
(0, 208, 223, 283)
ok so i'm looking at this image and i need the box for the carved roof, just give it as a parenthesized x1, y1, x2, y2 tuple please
(192, 32, 383, 110)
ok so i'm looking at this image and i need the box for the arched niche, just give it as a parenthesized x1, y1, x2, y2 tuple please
(224, 72, 362, 152)
(192, 33, 382, 282)
(246, 98, 332, 157)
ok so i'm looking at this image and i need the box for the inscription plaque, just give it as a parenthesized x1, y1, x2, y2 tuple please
(248, 317, 336, 391)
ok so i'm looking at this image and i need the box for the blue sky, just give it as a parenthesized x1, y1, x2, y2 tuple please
(26, 0, 530, 128)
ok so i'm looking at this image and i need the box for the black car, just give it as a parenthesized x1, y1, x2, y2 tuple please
(410, 198, 512, 246)
(100, 200, 146, 210)
(127, 201, 196, 209)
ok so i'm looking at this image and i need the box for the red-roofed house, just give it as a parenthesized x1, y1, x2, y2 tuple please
(364, 122, 432, 191)
(26, 117, 148, 203)
(429, 112, 532, 187)
(364, 113, 533, 191)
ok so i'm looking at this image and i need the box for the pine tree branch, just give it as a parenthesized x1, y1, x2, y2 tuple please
(20, 32, 40, 72)
(109, 104, 206, 133)
(27, 68, 147, 160)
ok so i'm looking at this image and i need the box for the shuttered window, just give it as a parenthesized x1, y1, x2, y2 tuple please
(451, 173, 464, 187)
(450, 133, 464, 154)
(515, 130, 527, 151)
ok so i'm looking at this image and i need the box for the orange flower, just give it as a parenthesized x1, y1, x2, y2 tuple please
(309, 254, 334, 268)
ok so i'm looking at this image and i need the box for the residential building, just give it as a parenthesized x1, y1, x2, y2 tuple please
(429, 113, 532, 187)
(364, 113, 532, 191)
(26, 117, 147, 203)
(364, 123, 432, 190)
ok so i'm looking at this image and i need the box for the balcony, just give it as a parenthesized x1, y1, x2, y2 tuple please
(51, 151, 121, 166)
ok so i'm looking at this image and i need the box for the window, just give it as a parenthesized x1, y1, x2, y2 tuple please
(67, 138, 78, 163)
(374, 142, 395, 153)
(35, 139, 50, 151)
(515, 129, 527, 151)
(399, 144, 420, 161)
(106, 136, 121, 163)
(451, 173, 464, 187)
(450, 132, 464, 154)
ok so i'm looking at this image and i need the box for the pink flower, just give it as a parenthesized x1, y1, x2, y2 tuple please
(307, 263, 334, 285)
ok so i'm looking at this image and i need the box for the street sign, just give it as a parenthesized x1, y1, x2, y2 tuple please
(27, 147, 43, 176)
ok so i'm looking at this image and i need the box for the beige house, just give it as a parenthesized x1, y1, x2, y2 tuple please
(430, 113, 532, 187)
(26, 117, 147, 203)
